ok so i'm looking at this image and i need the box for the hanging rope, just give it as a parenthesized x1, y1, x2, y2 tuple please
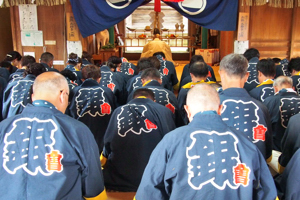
(1, 0, 66, 7)
(242, 0, 299, 7)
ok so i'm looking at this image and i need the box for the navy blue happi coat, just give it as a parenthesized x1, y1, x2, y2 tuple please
(135, 111, 277, 200)
(102, 97, 176, 192)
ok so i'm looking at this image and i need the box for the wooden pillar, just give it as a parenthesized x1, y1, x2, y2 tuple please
(219, 31, 234, 60)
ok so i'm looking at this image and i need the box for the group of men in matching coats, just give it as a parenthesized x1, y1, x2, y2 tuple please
(1, 48, 300, 199)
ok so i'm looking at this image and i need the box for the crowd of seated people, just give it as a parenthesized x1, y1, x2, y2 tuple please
(0, 47, 300, 199)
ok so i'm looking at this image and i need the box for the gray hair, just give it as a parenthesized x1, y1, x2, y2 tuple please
(273, 76, 293, 88)
(220, 53, 248, 78)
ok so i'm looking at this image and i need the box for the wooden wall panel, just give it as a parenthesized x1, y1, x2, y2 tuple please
(290, 7, 300, 58)
(0, 8, 13, 59)
(10, 5, 66, 71)
(249, 5, 293, 59)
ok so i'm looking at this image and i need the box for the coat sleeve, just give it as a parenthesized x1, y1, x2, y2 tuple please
(279, 114, 300, 173)
(253, 149, 278, 200)
(135, 140, 170, 200)
(75, 124, 107, 199)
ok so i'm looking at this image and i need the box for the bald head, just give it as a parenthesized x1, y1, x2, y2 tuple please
(32, 72, 69, 113)
(185, 84, 220, 121)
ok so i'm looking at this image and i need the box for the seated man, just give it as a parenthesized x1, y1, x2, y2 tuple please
(263, 76, 300, 152)
(275, 58, 290, 78)
(140, 28, 174, 63)
(180, 55, 216, 90)
(243, 48, 260, 91)
(249, 58, 276, 102)
(9, 55, 36, 82)
(101, 88, 176, 192)
(0, 72, 106, 199)
(153, 52, 178, 91)
(40, 52, 59, 72)
(128, 68, 184, 127)
(126, 58, 153, 94)
(218, 54, 272, 161)
(135, 84, 277, 200)
(287, 57, 300, 94)
(278, 113, 300, 174)
(178, 61, 215, 124)
(68, 65, 116, 151)
(2, 63, 46, 119)
(100, 63, 127, 106)
(65, 53, 83, 85)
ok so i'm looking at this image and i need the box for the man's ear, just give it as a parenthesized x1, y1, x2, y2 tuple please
(243, 72, 250, 83)
(217, 104, 223, 115)
(97, 77, 101, 83)
(184, 105, 192, 122)
(158, 78, 162, 85)
(141, 78, 146, 85)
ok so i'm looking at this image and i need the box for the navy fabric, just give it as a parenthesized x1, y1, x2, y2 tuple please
(100, 66, 127, 106)
(128, 80, 184, 127)
(71, 0, 237, 38)
(2, 74, 36, 119)
(249, 81, 274, 102)
(164, 0, 238, 31)
(291, 75, 300, 95)
(219, 88, 273, 160)
(279, 113, 300, 169)
(41, 62, 59, 72)
(70, 0, 145, 37)
(135, 112, 277, 200)
(156, 55, 178, 90)
(102, 98, 176, 191)
(8, 69, 25, 82)
(0, 102, 105, 199)
(68, 79, 116, 152)
(64, 66, 82, 85)
(0, 67, 11, 82)
(244, 57, 259, 92)
(277, 149, 300, 200)
(0, 76, 7, 122)
(275, 59, 290, 78)
(126, 72, 170, 94)
(117, 62, 138, 81)
(263, 89, 300, 151)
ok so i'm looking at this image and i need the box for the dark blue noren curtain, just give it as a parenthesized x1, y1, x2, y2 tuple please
(70, 0, 146, 38)
(163, 0, 238, 31)
(70, 0, 238, 38)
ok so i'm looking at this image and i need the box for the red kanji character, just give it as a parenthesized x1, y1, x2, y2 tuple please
(208, 71, 212, 77)
(145, 119, 157, 130)
(253, 124, 267, 141)
(166, 103, 175, 114)
(107, 83, 115, 91)
(163, 68, 169, 75)
(101, 103, 111, 114)
(46, 150, 63, 172)
(128, 68, 134, 75)
(233, 163, 250, 186)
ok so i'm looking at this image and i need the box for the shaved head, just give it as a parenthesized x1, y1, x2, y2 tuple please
(185, 84, 220, 120)
(32, 72, 69, 113)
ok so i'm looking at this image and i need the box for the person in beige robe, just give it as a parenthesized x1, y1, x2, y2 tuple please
(140, 29, 174, 64)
